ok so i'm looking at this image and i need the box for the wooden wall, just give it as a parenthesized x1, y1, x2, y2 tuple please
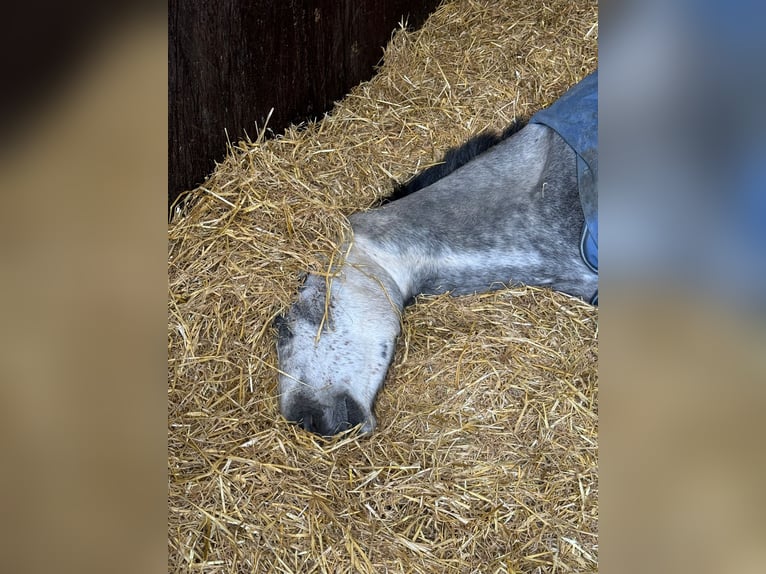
(169, 0, 441, 208)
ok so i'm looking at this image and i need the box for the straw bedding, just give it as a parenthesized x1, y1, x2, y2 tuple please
(168, 0, 598, 572)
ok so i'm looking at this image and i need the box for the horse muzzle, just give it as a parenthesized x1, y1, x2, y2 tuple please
(281, 390, 376, 436)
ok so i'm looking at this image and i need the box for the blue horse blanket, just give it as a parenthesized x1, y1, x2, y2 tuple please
(530, 71, 598, 303)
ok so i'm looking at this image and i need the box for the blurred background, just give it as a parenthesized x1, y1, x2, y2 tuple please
(601, 1, 765, 571)
(1, 1, 764, 573)
(0, 4, 166, 574)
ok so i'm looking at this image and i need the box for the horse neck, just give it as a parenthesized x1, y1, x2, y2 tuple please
(347, 125, 593, 301)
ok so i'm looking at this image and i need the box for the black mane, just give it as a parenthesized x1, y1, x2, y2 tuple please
(386, 119, 527, 202)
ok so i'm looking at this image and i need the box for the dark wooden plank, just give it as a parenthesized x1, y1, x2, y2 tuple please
(169, 0, 441, 208)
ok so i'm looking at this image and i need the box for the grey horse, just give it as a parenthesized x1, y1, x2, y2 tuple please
(275, 73, 598, 436)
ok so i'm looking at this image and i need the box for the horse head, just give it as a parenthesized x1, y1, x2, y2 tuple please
(275, 258, 403, 436)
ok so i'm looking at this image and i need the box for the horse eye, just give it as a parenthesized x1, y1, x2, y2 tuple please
(272, 314, 293, 342)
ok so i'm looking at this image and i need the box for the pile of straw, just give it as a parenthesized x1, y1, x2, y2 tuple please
(168, 0, 598, 571)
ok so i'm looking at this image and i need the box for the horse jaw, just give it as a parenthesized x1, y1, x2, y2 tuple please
(276, 255, 403, 436)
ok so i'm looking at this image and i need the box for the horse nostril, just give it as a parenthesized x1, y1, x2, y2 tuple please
(283, 395, 325, 435)
(342, 394, 365, 429)
(298, 413, 315, 433)
(331, 393, 375, 435)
